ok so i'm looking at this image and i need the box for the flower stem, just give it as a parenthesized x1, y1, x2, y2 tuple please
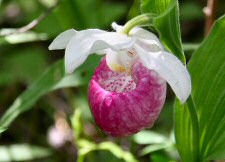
(121, 13, 157, 35)
(204, 0, 217, 36)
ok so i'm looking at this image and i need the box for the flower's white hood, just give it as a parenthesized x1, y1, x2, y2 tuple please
(49, 23, 191, 103)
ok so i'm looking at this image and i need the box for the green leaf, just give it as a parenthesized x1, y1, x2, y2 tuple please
(0, 127, 7, 133)
(77, 140, 138, 162)
(39, 0, 58, 8)
(0, 60, 81, 127)
(127, 0, 140, 19)
(180, 2, 204, 21)
(141, 0, 185, 63)
(151, 153, 175, 162)
(0, 30, 48, 45)
(133, 131, 175, 156)
(97, 142, 138, 162)
(175, 15, 225, 162)
(1, 47, 48, 85)
(140, 143, 172, 156)
(183, 43, 200, 53)
(175, 98, 199, 162)
(55, 0, 126, 29)
(133, 130, 167, 144)
(0, 144, 52, 161)
(71, 108, 83, 139)
(188, 15, 225, 161)
(0, 55, 100, 130)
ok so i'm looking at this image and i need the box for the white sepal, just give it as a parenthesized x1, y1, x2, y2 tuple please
(134, 44, 191, 103)
(65, 29, 135, 73)
(129, 27, 163, 52)
(48, 29, 77, 50)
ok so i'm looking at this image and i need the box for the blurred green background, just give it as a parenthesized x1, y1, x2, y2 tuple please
(0, 0, 224, 161)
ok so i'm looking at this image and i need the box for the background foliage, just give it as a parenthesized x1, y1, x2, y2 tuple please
(0, 0, 225, 161)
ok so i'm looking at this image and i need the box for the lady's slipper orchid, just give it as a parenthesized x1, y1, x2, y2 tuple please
(49, 23, 191, 137)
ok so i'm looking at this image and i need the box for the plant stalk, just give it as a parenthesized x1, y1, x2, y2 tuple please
(120, 13, 157, 34)
(204, 0, 217, 36)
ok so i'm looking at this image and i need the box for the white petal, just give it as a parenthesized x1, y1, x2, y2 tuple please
(106, 50, 135, 72)
(65, 29, 135, 73)
(111, 22, 123, 33)
(134, 44, 191, 103)
(106, 50, 126, 72)
(111, 23, 163, 52)
(130, 28, 163, 52)
(48, 29, 77, 50)
(129, 27, 160, 43)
